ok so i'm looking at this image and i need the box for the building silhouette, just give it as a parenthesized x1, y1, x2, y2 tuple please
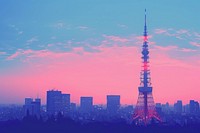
(189, 100, 199, 114)
(47, 90, 70, 115)
(80, 97, 93, 113)
(162, 102, 170, 114)
(107, 95, 120, 114)
(23, 98, 41, 117)
(62, 94, 71, 113)
(174, 100, 182, 114)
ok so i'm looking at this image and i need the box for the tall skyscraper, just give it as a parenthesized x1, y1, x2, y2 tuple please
(80, 97, 93, 113)
(174, 100, 182, 114)
(24, 98, 33, 116)
(107, 95, 120, 114)
(25, 98, 33, 105)
(47, 90, 62, 114)
(189, 100, 199, 114)
(162, 102, 170, 114)
(23, 98, 41, 117)
(133, 9, 160, 124)
(32, 98, 41, 116)
(62, 94, 71, 113)
(47, 90, 70, 115)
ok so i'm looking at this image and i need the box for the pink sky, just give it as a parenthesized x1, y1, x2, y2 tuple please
(0, 44, 200, 105)
(1, 1, 200, 107)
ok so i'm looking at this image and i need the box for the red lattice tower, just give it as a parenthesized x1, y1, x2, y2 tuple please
(133, 9, 161, 125)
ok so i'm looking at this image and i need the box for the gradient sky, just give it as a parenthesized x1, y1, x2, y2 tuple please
(0, 0, 200, 105)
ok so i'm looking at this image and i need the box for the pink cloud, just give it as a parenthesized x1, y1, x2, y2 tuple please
(180, 48, 197, 52)
(103, 35, 129, 43)
(154, 28, 192, 40)
(193, 32, 200, 38)
(73, 47, 85, 55)
(100, 34, 154, 47)
(152, 45, 178, 51)
(154, 29, 168, 34)
(47, 44, 54, 47)
(190, 41, 200, 47)
(7, 51, 21, 60)
(6, 49, 72, 61)
(0, 51, 6, 55)
(177, 29, 188, 34)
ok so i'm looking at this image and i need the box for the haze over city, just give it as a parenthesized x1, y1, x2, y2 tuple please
(0, 0, 200, 105)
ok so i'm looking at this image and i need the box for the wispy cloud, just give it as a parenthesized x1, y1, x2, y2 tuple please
(176, 29, 188, 34)
(26, 37, 38, 44)
(153, 45, 178, 51)
(52, 22, 90, 31)
(52, 21, 71, 30)
(117, 24, 128, 29)
(8, 24, 24, 36)
(190, 41, 200, 47)
(180, 48, 197, 52)
(77, 26, 89, 30)
(7, 51, 21, 60)
(152, 44, 198, 53)
(51, 36, 57, 40)
(154, 29, 168, 34)
(0, 51, 6, 56)
(153, 28, 200, 53)
(7, 49, 69, 61)
(154, 28, 191, 39)
(6, 31, 199, 63)
(103, 35, 129, 43)
(95, 34, 156, 48)
(18, 31, 23, 35)
(194, 32, 200, 39)
(54, 22, 65, 29)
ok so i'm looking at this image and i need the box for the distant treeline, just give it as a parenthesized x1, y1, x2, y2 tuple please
(0, 114, 200, 133)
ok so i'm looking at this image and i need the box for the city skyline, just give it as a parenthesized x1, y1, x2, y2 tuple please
(5, 90, 200, 107)
(0, 1, 200, 105)
(20, 89, 199, 107)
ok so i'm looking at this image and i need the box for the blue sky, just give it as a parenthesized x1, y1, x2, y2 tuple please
(0, 0, 200, 104)
(1, 0, 200, 50)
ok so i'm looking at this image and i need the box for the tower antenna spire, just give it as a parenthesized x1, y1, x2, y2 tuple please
(144, 9, 147, 37)
(145, 9, 147, 27)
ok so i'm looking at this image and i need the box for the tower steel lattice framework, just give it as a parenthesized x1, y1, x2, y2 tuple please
(133, 9, 161, 124)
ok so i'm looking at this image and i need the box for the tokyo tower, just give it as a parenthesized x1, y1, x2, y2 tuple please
(133, 9, 161, 124)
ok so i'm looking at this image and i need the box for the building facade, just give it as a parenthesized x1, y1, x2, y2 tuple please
(107, 95, 120, 114)
(47, 90, 70, 115)
(23, 98, 41, 117)
(80, 97, 93, 113)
